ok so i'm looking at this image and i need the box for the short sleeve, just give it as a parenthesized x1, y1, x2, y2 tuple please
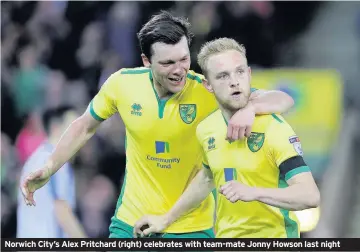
(90, 72, 119, 121)
(266, 114, 311, 181)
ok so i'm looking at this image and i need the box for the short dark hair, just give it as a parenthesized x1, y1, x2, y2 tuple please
(137, 10, 194, 59)
(42, 106, 75, 134)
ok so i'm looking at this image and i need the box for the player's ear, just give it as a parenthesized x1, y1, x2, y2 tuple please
(141, 54, 151, 68)
(202, 78, 214, 93)
(248, 66, 252, 81)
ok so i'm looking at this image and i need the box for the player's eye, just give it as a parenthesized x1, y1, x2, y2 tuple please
(217, 74, 228, 80)
(161, 62, 172, 67)
(236, 69, 245, 74)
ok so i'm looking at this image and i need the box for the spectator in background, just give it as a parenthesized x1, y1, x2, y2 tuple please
(11, 44, 48, 118)
(106, 2, 140, 67)
(1, 22, 21, 88)
(187, 2, 219, 68)
(17, 106, 86, 238)
(79, 175, 116, 238)
(45, 70, 67, 110)
(205, 1, 275, 69)
(64, 80, 90, 112)
(98, 50, 122, 89)
(15, 111, 46, 165)
(76, 21, 104, 97)
(1, 132, 21, 236)
(1, 133, 21, 200)
(26, 0, 69, 40)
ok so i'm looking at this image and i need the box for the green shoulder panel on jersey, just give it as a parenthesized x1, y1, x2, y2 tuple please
(271, 113, 284, 123)
(120, 68, 151, 75)
(187, 73, 202, 84)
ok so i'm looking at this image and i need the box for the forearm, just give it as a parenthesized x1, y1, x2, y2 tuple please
(254, 184, 320, 211)
(45, 118, 97, 175)
(54, 200, 87, 238)
(249, 90, 294, 115)
(165, 169, 215, 225)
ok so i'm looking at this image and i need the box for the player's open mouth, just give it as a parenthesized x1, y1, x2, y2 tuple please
(168, 76, 184, 84)
(231, 91, 242, 99)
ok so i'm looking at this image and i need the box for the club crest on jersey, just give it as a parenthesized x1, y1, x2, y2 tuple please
(131, 103, 142, 116)
(179, 104, 197, 124)
(247, 132, 265, 152)
(289, 136, 303, 156)
(208, 137, 216, 150)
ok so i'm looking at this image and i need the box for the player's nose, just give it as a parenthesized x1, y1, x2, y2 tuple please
(230, 81, 240, 88)
(229, 74, 240, 87)
(173, 61, 187, 74)
(172, 67, 183, 76)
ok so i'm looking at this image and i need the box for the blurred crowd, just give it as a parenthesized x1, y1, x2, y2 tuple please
(1, 1, 321, 238)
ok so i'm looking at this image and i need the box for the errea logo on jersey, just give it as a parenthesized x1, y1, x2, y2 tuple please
(131, 103, 142, 116)
(208, 137, 216, 150)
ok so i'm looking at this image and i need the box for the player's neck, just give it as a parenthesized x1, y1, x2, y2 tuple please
(219, 104, 237, 123)
(154, 80, 173, 99)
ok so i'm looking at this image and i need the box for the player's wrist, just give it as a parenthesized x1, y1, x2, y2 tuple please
(245, 101, 256, 114)
(44, 160, 56, 177)
(163, 212, 176, 227)
(251, 187, 262, 201)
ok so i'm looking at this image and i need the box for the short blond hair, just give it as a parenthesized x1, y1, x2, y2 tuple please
(197, 38, 246, 74)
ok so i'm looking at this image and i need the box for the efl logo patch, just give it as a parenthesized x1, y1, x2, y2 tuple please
(289, 136, 303, 156)
(289, 136, 300, 144)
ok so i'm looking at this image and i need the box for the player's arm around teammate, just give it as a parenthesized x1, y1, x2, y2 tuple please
(224, 88, 294, 142)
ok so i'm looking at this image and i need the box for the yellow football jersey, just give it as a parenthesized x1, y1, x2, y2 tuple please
(197, 110, 311, 238)
(90, 67, 218, 233)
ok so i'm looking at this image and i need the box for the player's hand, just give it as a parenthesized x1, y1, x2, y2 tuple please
(21, 168, 52, 206)
(226, 103, 255, 141)
(219, 181, 257, 203)
(133, 215, 170, 238)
